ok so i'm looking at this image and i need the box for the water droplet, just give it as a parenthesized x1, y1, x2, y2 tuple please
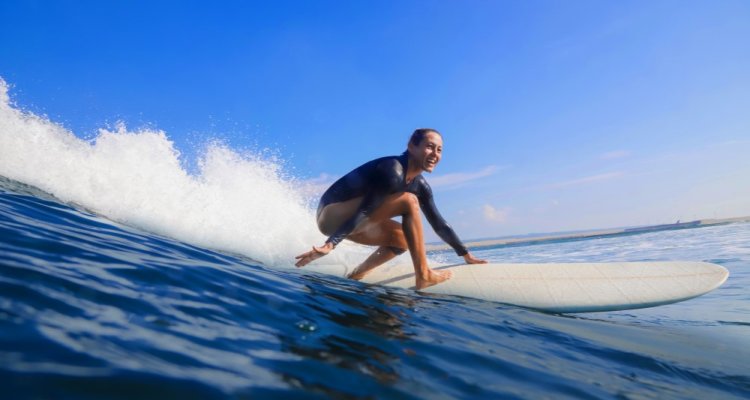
(295, 320, 317, 332)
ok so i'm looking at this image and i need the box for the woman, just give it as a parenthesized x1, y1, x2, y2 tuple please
(295, 128, 486, 289)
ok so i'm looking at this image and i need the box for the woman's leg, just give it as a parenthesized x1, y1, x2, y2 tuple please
(346, 219, 406, 280)
(316, 197, 364, 236)
(347, 192, 451, 289)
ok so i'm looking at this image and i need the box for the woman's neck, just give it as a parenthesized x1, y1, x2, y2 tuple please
(404, 154, 421, 183)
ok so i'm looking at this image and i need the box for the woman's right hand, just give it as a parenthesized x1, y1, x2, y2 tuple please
(294, 242, 334, 267)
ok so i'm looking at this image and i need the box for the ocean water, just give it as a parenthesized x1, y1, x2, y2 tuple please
(1, 79, 750, 399)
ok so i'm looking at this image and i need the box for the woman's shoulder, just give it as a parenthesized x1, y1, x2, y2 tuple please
(408, 174, 433, 196)
(372, 155, 405, 174)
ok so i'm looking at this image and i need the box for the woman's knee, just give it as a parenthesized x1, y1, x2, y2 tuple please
(401, 192, 420, 212)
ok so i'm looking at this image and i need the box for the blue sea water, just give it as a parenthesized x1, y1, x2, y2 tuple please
(1, 176, 749, 400)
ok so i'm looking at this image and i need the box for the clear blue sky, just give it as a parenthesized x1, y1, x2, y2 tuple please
(2, 1, 749, 239)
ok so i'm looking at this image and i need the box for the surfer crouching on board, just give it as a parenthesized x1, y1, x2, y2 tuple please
(295, 128, 486, 289)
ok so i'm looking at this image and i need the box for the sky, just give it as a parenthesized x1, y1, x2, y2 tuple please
(1, 0, 749, 240)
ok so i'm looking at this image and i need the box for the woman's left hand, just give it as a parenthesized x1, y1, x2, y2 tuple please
(295, 242, 334, 267)
(463, 252, 488, 264)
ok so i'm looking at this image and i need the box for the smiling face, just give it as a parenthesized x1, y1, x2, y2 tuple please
(408, 131, 443, 173)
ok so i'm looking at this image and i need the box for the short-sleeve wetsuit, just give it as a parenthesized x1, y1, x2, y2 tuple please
(317, 153, 468, 256)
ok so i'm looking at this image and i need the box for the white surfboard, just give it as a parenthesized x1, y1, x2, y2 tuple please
(320, 261, 729, 313)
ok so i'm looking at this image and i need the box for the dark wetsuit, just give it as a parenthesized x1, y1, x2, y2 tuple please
(317, 153, 468, 256)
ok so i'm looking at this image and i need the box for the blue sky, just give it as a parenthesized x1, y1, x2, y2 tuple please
(1, 1, 749, 239)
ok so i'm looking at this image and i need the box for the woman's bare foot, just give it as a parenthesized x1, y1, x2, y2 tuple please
(415, 269, 453, 290)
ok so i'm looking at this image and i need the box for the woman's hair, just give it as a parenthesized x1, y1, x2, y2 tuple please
(403, 128, 442, 156)
(408, 128, 441, 146)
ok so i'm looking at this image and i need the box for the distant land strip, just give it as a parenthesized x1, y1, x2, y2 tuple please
(426, 216, 750, 252)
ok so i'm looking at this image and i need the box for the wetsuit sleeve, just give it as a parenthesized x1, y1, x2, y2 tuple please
(325, 159, 403, 247)
(417, 178, 469, 256)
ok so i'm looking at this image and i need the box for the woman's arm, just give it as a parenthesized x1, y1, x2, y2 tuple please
(417, 177, 487, 263)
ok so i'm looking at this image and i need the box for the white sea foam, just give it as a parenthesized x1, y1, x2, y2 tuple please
(0, 78, 374, 269)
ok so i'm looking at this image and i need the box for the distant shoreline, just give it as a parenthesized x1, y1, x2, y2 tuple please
(426, 216, 750, 252)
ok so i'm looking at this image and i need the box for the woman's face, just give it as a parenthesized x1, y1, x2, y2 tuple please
(409, 131, 443, 173)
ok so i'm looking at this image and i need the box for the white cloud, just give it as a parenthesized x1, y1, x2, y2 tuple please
(718, 139, 750, 146)
(483, 204, 510, 223)
(599, 150, 631, 160)
(429, 165, 502, 190)
(544, 171, 625, 190)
